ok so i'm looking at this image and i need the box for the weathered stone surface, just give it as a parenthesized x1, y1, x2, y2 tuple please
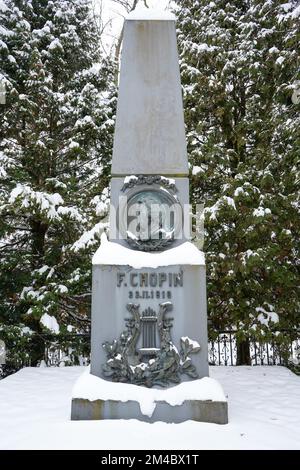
(111, 19, 188, 176)
(71, 397, 228, 424)
(90, 264, 209, 381)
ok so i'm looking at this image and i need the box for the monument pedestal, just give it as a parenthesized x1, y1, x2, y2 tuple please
(90, 236, 209, 384)
(71, 237, 228, 425)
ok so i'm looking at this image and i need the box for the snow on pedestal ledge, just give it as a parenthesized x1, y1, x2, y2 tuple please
(72, 368, 226, 418)
(92, 233, 205, 268)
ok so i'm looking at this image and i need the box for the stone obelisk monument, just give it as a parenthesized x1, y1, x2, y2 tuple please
(71, 9, 228, 424)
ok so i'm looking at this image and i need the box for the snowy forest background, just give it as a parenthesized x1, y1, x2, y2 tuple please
(0, 0, 299, 373)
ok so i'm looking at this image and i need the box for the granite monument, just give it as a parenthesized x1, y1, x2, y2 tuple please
(71, 8, 228, 424)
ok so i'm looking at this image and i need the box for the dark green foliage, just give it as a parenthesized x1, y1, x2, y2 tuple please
(0, 0, 116, 349)
(175, 0, 300, 348)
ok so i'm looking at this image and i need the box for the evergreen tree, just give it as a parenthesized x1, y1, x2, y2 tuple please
(0, 0, 115, 347)
(175, 0, 300, 361)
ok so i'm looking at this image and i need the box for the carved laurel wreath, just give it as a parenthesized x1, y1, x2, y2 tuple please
(126, 232, 174, 252)
(102, 302, 201, 388)
(121, 175, 177, 193)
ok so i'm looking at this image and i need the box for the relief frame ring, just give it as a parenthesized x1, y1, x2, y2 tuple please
(117, 183, 183, 251)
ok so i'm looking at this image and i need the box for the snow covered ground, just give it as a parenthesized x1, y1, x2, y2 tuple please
(0, 366, 299, 449)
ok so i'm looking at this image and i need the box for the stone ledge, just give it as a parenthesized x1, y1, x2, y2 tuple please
(71, 398, 228, 424)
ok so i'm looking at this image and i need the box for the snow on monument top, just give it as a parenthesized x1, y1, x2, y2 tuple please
(127, 8, 176, 21)
(93, 233, 205, 268)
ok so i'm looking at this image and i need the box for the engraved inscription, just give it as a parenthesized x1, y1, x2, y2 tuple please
(117, 270, 183, 300)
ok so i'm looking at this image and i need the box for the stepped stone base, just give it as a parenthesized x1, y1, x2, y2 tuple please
(71, 397, 228, 424)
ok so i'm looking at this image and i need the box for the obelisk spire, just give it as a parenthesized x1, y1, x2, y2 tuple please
(111, 9, 188, 176)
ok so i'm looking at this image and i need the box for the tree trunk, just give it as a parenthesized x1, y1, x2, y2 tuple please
(236, 338, 251, 365)
(30, 219, 48, 268)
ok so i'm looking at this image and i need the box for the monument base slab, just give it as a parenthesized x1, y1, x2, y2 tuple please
(71, 397, 228, 424)
(70, 369, 228, 424)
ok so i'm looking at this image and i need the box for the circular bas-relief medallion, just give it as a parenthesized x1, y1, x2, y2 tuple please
(118, 175, 182, 252)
